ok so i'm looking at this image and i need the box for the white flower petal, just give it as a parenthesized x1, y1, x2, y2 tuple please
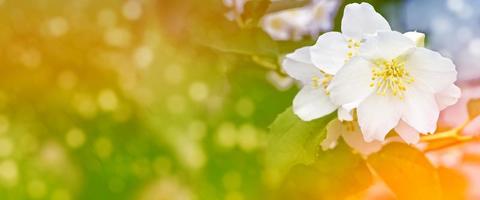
(310, 32, 350, 74)
(322, 119, 343, 150)
(360, 31, 416, 60)
(338, 106, 353, 121)
(337, 101, 360, 121)
(342, 100, 360, 110)
(341, 2, 391, 39)
(403, 31, 425, 47)
(282, 46, 322, 84)
(436, 84, 461, 110)
(406, 48, 457, 93)
(293, 85, 337, 121)
(285, 46, 312, 64)
(357, 94, 403, 142)
(394, 120, 420, 144)
(307, 0, 340, 36)
(402, 85, 439, 134)
(328, 57, 374, 106)
(260, 0, 340, 41)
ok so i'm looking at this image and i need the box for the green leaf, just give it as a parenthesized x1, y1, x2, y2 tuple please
(277, 39, 315, 55)
(265, 107, 335, 180)
(273, 142, 373, 200)
(367, 143, 442, 200)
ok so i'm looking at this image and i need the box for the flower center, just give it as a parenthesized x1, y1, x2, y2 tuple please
(311, 71, 333, 95)
(369, 59, 414, 99)
(345, 39, 361, 63)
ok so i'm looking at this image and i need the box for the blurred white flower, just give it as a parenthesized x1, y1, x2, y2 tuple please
(223, 0, 249, 21)
(329, 30, 459, 143)
(266, 71, 295, 91)
(261, 0, 340, 41)
(322, 119, 383, 156)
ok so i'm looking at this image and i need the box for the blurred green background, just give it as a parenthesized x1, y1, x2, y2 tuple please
(0, 0, 300, 199)
(4, 0, 476, 200)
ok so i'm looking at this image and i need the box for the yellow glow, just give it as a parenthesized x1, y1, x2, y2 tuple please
(104, 27, 132, 47)
(0, 115, 9, 134)
(98, 89, 119, 111)
(216, 122, 236, 149)
(133, 46, 154, 69)
(235, 98, 255, 118)
(122, 0, 143, 21)
(47, 17, 69, 37)
(237, 124, 258, 152)
(65, 128, 86, 149)
(189, 82, 209, 102)
(0, 137, 13, 157)
(0, 160, 18, 186)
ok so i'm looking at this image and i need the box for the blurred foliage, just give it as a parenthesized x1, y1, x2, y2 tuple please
(0, 0, 302, 198)
(241, 0, 271, 27)
(273, 142, 372, 200)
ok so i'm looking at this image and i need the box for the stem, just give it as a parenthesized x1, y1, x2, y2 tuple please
(424, 136, 480, 152)
(420, 120, 469, 142)
(421, 119, 480, 152)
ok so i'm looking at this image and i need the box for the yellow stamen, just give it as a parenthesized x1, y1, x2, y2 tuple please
(312, 72, 333, 95)
(369, 58, 414, 99)
(345, 38, 362, 63)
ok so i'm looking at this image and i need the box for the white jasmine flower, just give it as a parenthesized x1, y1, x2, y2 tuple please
(322, 119, 382, 156)
(261, 0, 340, 41)
(283, 2, 390, 121)
(328, 30, 459, 143)
(322, 31, 461, 147)
(310, 2, 391, 75)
